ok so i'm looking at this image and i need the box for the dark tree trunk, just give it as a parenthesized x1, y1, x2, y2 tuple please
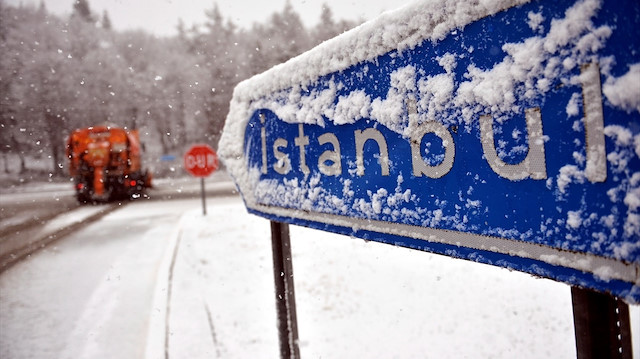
(10, 134, 27, 174)
(2, 153, 10, 174)
(46, 113, 64, 177)
(18, 151, 26, 174)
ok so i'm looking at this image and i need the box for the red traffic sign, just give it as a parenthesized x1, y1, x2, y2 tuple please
(184, 144, 218, 177)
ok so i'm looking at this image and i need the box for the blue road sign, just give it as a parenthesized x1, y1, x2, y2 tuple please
(160, 154, 176, 162)
(220, 0, 640, 302)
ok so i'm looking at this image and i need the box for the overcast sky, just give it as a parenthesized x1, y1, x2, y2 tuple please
(6, 0, 415, 36)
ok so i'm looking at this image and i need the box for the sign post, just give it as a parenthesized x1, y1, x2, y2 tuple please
(219, 0, 639, 357)
(571, 286, 632, 359)
(270, 221, 300, 359)
(184, 144, 218, 215)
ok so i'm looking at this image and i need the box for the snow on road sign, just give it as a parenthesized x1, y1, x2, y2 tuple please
(219, 0, 640, 302)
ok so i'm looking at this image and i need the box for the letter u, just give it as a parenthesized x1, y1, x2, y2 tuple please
(480, 108, 547, 181)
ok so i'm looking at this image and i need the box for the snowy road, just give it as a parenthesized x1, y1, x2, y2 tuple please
(0, 198, 195, 358)
(0, 171, 236, 230)
(1, 195, 638, 358)
(0, 172, 237, 272)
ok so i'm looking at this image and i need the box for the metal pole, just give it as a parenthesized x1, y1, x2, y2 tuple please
(200, 177, 207, 216)
(270, 221, 300, 359)
(571, 286, 633, 359)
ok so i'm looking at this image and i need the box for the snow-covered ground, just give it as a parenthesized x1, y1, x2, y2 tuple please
(1, 194, 638, 358)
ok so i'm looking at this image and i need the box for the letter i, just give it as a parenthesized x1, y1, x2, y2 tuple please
(260, 113, 267, 174)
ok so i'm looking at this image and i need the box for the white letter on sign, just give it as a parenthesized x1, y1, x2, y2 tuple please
(410, 121, 455, 179)
(355, 128, 390, 176)
(294, 124, 310, 175)
(273, 138, 291, 175)
(260, 113, 267, 174)
(196, 154, 206, 168)
(186, 155, 195, 169)
(480, 108, 547, 181)
(318, 133, 342, 176)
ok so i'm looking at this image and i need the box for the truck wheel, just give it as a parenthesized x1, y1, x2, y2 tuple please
(76, 192, 90, 204)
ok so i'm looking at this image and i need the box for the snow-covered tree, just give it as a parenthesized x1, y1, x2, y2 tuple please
(101, 11, 112, 30)
(311, 4, 357, 45)
(72, 0, 94, 23)
(0, 1, 360, 177)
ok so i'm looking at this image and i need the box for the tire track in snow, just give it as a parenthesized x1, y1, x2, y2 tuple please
(56, 207, 180, 359)
(164, 227, 183, 359)
(156, 210, 228, 359)
(204, 301, 222, 358)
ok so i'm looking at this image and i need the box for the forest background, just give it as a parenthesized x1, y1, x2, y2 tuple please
(0, 0, 359, 179)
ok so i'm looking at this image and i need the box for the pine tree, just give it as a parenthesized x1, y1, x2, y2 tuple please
(101, 10, 112, 30)
(312, 4, 357, 45)
(72, 0, 93, 23)
(313, 4, 337, 44)
(38, 0, 47, 15)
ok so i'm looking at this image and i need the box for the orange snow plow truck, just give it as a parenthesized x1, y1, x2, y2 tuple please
(66, 126, 152, 203)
